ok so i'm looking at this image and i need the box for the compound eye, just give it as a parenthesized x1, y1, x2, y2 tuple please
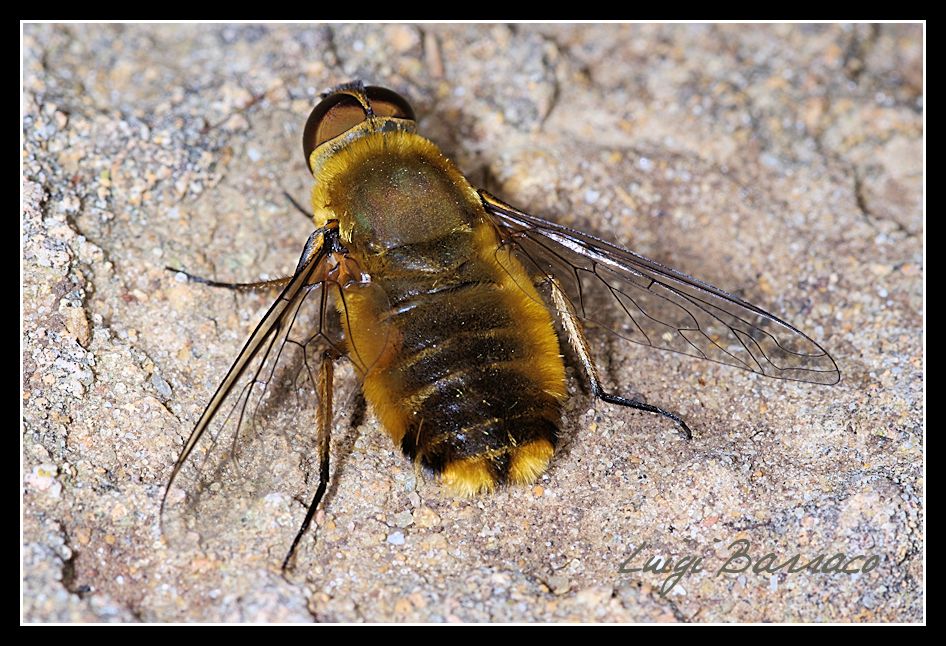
(365, 86, 416, 122)
(302, 94, 367, 172)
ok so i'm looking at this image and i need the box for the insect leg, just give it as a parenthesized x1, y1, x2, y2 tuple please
(548, 278, 692, 440)
(165, 228, 330, 292)
(282, 190, 313, 222)
(165, 266, 295, 291)
(282, 348, 339, 571)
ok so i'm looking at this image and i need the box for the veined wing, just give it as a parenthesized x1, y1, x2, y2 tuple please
(160, 226, 348, 553)
(480, 190, 840, 385)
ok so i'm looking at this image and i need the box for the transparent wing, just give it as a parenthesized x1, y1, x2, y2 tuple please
(160, 227, 352, 557)
(480, 191, 840, 385)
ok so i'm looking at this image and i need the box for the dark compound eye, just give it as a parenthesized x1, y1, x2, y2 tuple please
(302, 94, 367, 172)
(364, 86, 415, 122)
(302, 86, 416, 173)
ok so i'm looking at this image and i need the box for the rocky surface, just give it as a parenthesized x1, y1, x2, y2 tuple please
(22, 23, 923, 622)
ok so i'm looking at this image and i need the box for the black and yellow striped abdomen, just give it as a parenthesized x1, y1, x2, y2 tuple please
(311, 130, 567, 495)
(345, 225, 567, 495)
(388, 225, 568, 493)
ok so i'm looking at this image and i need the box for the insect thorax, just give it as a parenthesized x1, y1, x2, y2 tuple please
(310, 130, 483, 252)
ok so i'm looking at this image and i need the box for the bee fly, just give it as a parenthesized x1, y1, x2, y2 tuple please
(162, 81, 840, 570)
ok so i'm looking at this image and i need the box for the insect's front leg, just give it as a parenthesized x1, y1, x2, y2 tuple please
(547, 278, 692, 441)
(166, 267, 295, 292)
(166, 227, 332, 292)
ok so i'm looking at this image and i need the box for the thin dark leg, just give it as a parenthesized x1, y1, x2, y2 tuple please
(166, 266, 294, 292)
(547, 277, 693, 441)
(282, 349, 336, 572)
(597, 390, 692, 440)
(166, 226, 329, 293)
(283, 191, 312, 221)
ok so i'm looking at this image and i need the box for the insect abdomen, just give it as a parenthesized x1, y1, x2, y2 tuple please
(349, 224, 568, 496)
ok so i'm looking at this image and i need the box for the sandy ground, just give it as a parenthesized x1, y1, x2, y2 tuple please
(22, 23, 923, 622)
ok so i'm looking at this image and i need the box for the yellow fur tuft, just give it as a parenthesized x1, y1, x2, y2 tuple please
(508, 439, 555, 484)
(440, 457, 497, 497)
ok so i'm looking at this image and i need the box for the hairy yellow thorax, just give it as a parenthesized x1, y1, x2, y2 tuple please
(310, 131, 484, 251)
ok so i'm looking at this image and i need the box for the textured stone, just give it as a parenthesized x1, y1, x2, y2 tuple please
(22, 23, 923, 623)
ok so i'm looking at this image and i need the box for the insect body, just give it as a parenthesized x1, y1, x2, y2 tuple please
(312, 112, 566, 497)
(162, 82, 840, 569)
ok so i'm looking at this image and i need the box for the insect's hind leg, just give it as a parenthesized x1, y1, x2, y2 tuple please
(547, 278, 692, 441)
(282, 348, 339, 572)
